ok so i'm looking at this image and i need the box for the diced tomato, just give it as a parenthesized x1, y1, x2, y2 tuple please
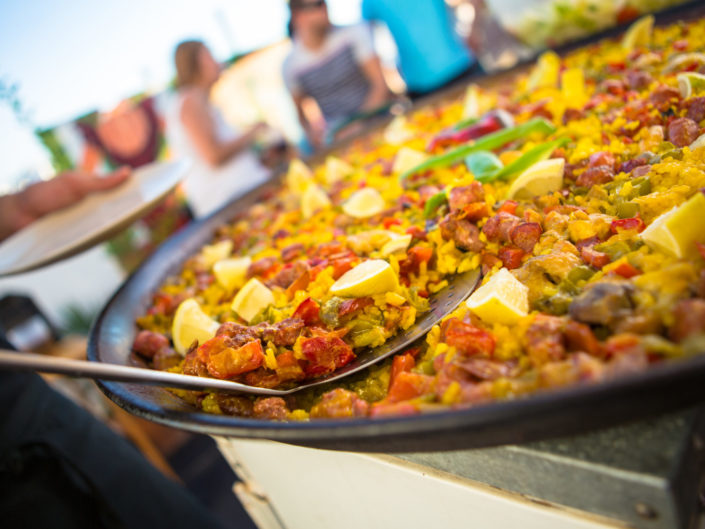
(301, 335, 355, 376)
(405, 225, 427, 241)
(581, 246, 611, 269)
(274, 350, 305, 381)
(613, 262, 641, 279)
(441, 318, 495, 357)
(498, 246, 525, 269)
(338, 297, 374, 318)
(206, 340, 264, 379)
(610, 216, 645, 234)
(389, 353, 416, 391)
(399, 246, 434, 277)
(462, 202, 489, 222)
(382, 217, 402, 229)
(386, 372, 434, 403)
(497, 200, 518, 216)
(293, 297, 321, 326)
(276, 350, 299, 368)
(329, 254, 357, 279)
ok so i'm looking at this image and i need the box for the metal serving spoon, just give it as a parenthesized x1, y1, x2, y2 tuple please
(0, 268, 480, 396)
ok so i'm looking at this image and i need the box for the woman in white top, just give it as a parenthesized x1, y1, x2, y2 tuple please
(169, 40, 270, 218)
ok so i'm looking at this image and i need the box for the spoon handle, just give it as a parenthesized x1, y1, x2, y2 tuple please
(0, 349, 283, 396)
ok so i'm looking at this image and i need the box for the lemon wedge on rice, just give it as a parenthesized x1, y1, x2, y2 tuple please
(640, 192, 705, 259)
(690, 133, 705, 151)
(622, 15, 654, 51)
(392, 147, 429, 175)
(325, 156, 354, 184)
(330, 259, 399, 297)
(380, 234, 412, 256)
(466, 268, 529, 325)
(527, 51, 560, 91)
(301, 184, 332, 218)
(286, 159, 314, 194)
(506, 158, 565, 199)
(213, 256, 252, 291)
(342, 187, 386, 218)
(201, 240, 233, 268)
(231, 278, 275, 323)
(172, 299, 220, 355)
(677, 72, 705, 99)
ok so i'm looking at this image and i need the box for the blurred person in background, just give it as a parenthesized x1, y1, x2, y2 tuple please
(283, 0, 392, 149)
(361, 0, 482, 98)
(168, 40, 271, 218)
(0, 167, 226, 529)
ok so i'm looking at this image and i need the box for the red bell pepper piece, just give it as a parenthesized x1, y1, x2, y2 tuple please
(613, 261, 641, 279)
(610, 216, 645, 234)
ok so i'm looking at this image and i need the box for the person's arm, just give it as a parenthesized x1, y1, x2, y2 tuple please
(180, 91, 264, 168)
(359, 55, 391, 111)
(291, 92, 326, 149)
(0, 167, 130, 242)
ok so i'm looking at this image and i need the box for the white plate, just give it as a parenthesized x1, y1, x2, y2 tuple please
(0, 159, 191, 276)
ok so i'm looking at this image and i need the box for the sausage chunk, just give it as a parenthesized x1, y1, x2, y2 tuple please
(667, 117, 699, 148)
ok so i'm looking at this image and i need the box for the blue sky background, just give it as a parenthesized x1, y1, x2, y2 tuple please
(0, 0, 362, 191)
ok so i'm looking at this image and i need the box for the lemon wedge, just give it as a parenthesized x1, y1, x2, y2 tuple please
(213, 256, 252, 290)
(381, 234, 412, 256)
(286, 159, 314, 194)
(690, 133, 705, 150)
(384, 116, 415, 145)
(392, 147, 429, 175)
(622, 15, 654, 51)
(466, 268, 529, 325)
(201, 240, 233, 268)
(301, 184, 332, 218)
(325, 156, 354, 184)
(462, 83, 493, 119)
(561, 68, 588, 108)
(342, 187, 386, 218)
(330, 259, 399, 297)
(677, 72, 705, 99)
(640, 192, 705, 259)
(527, 51, 560, 91)
(506, 158, 565, 199)
(172, 299, 220, 355)
(231, 278, 275, 323)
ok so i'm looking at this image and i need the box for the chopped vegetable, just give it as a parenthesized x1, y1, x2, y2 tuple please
(400, 118, 556, 182)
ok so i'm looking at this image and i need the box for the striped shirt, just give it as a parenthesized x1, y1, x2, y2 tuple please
(283, 24, 374, 125)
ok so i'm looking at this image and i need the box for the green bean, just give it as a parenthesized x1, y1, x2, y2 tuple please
(483, 137, 570, 183)
(400, 118, 556, 182)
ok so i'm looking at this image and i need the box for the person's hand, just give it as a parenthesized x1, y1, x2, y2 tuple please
(0, 167, 131, 241)
(59, 167, 131, 201)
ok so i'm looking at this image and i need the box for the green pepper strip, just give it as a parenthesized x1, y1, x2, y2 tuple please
(400, 118, 556, 182)
(480, 137, 571, 183)
(423, 189, 449, 218)
(453, 116, 480, 131)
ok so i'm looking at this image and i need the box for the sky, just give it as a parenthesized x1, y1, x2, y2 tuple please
(0, 0, 362, 191)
